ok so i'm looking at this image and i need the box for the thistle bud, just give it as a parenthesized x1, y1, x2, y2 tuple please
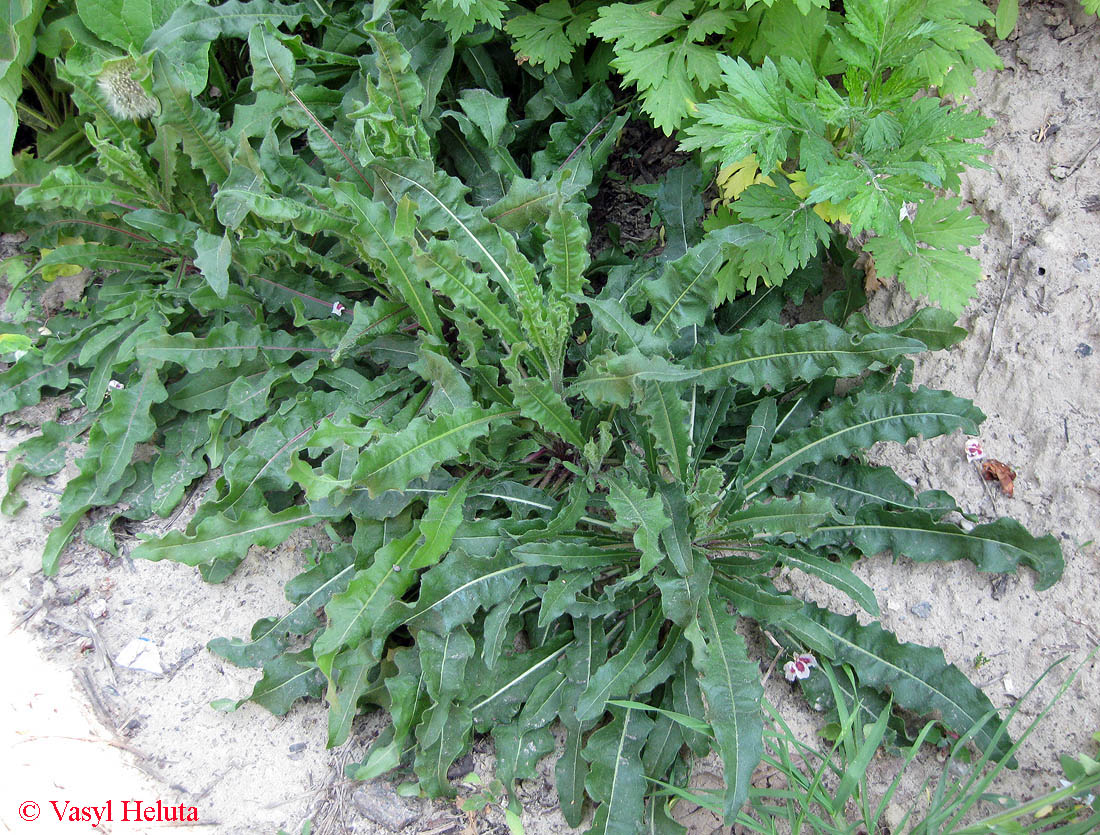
(97, 58, 157, 121)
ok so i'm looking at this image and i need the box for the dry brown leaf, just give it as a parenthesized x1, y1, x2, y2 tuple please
(981, 459, 1017, 497)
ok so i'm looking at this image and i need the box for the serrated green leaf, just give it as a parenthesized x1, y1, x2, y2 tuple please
(239, 649, 324, 716)
(691, 320, 925, 393)
(139, 322, 325, 372)
(744, 386, 984, 491)
(604, 474, 670, 576)
(506, 362, 585, 448)
(132, 505, 319, 567)
(409, 546, 532, 634)
(570, 349, 698, 408)
(788, 460, 961, 518)
(814, 507, 1063, 591)
(513, 540, 637, 569)
(803, 602, 1013, 762)
(576, 603, 661, 722)
(638, 380, 691, 482)
(352, 405, 514, 497)
(770, 546, 879, 616)
(152, 52, 232, 182)
(719, 492, 836, 540)
(192, 230, 232, 298)
(326, 643, 377, 747)
(694, 593, 764, 819)
(583, 707, 654, 835)
(208, 546, 356, 668)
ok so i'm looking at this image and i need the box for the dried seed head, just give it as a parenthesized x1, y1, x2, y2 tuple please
(97, 59, 157, 120)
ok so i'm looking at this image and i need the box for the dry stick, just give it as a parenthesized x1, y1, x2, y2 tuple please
(75, 666, 116, 730)
(975, 230, 1019, 392)
(83, 613, 118, 686)
(1062, 133, 1100, 180)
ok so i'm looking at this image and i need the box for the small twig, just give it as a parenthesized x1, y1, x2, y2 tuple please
(83, 613, 117, 686)
(75, 667, 116, 730)
(44, 614, 91, 637)
(1062, 133, 1100, 180)
(976, 232, 1019, 391)
(762, 647, 785, 687)
(971, 460, 999, 517)
(10, 601, 45, 632)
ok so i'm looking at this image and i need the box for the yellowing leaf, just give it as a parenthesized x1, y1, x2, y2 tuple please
(787, 171, 852, 224)
(716, 155, 773, 200)
(40, 236, 89, 282)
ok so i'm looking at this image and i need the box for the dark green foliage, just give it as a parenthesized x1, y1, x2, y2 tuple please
(0, 1, 1067, 832)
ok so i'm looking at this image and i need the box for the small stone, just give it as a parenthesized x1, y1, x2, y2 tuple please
(1053, 20, 1076, 39)
(910, 601, 933, 619)
(352, 783, 423, 832)
(87, 598, 109, 619)
(885, 802, 906, 831)
(1075, 343, 1093, 358)
(1072, 254, 1090, 272)
(288, 742, 307, 752)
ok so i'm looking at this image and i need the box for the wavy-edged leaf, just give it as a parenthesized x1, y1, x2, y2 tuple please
(236, 649, 323, 716)
(152, 52, 232, 182)
(508, 370, 585, 448)
(415, 239, 521, 345)
(331, 181, 444, 339)
(192, 230, 232, 298)
(494, 671, 566, 787)
(844, 307, 967, 352)
(372, 158, 552, 365)
(576, 603, 662, 722)
(814, 507, 1063, 591)
(788, 460, 960, 518)
(513, 540, 637, 569)
(326, 642, 378, 747)
(803, 602, 1013, 762)
(556, 618, 607, 826)
(691, 320, 925, 393)
(570, 349, 698, 408)
(718, 493, 835, 540)
(605, 474, 671, 576)
(583, 707, 654, 835)
(316, 483, 466, 677)
(208, 546, 356, 667)
(414, 626, 477, 795)
(645, 224, 767, 337)
(352, 405, 514, 497)
(638, 380, 691, 481)
(0, 352, 73, 417)
(694, 592, 764, 819)
(146, 0, 309, 93)
(471, 635, 573, 727)
(409, 546, 533, 634)
(769, 546, 879, 616)
(15, 166, 153, 212)
(95, 368, 168, 492)
(544, 197, 590, 350)
(132, 505, 319, 567)
(744, 386, 984, 491)
(139, 322, 325, 372)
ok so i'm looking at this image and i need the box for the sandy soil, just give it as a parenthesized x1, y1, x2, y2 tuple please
(2, 4, 1098, 834)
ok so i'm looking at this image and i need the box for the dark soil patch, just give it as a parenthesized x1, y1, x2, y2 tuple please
(589, 120, 692, 255)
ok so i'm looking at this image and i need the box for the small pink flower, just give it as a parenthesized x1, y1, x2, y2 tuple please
(331, 301, 346, 317)
(964, 439, 984, 462)
(783, 653, 817, 682)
